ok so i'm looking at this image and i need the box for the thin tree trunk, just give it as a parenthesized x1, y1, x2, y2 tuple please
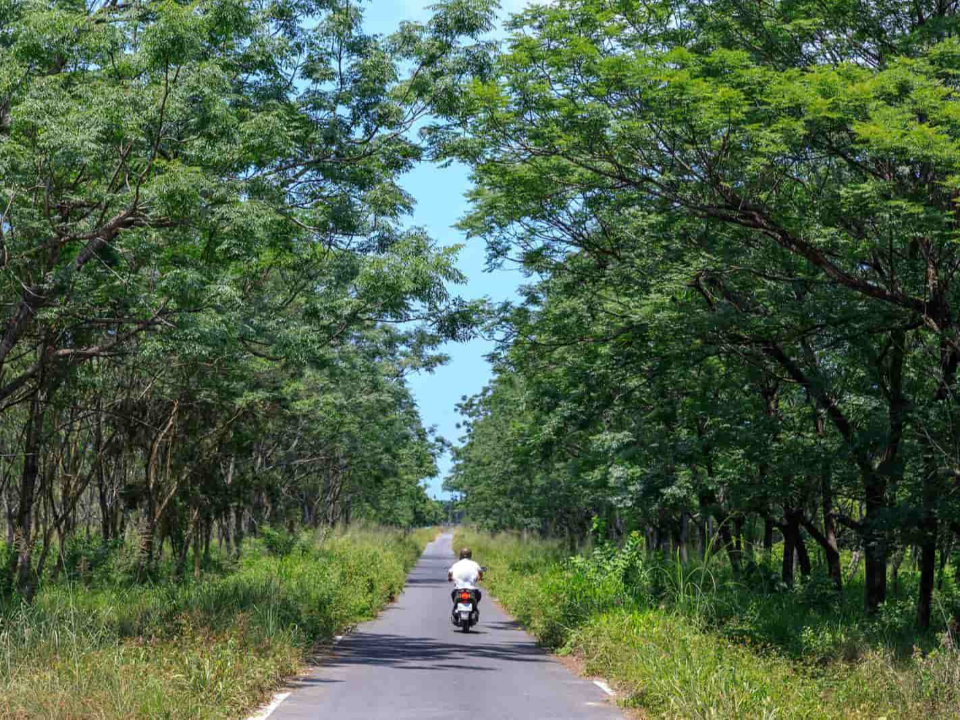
(679, 513, 689, 563)
(847, 545, 862, 582)
(234, 506, 245, 558)
(812, 412, 842, 589)
(796, 529, 812, 578)
(863, 478, 888, 614)
(891, 548, 905, 597)
(938, 534, 953, 592)
(203, 517, 212, 565)
(782, 507, 811, 584)
(94, 399, 112, 542)
(11, 389, 45, 599)
(193, 517, 203, 579)
(717, 520, 741, 574)
(763, 516, 773, 562)
(781, 516, 796, 587)
(918, 483, 937, 628)
(821, 475, 842, 589)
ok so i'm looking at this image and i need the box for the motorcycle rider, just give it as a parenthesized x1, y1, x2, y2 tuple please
(448, 547, 483, 617)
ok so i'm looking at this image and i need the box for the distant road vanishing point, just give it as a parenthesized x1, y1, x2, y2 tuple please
(266, 532, 624, 720)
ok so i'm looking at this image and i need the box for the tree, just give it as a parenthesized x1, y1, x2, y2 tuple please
(0, 0, 495, 597)
(439, 0, 960, 624)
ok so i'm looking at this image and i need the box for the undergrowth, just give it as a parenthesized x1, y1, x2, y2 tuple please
(0, 526, 436, 720)
(458, 528, 960, 719)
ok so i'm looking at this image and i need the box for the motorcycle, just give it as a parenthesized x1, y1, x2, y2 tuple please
(452, 587, 480, 632)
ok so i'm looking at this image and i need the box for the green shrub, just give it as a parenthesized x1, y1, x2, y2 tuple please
(459, 527, 960, 719)
(259, 526, 298, 557)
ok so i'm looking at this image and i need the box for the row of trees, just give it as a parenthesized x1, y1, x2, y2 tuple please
(0, 0, 496, 598)
(442, 0, 960, 628)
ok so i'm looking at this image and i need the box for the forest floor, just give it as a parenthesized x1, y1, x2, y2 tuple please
(456, 529, 960, 719)
(0, 526, 436, 720)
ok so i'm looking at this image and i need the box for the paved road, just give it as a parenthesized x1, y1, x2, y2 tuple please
(268, 533, 624, 720)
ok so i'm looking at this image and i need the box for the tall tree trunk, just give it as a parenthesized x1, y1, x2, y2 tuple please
(4, 492, 15, 547)
(951, 523, 960, 586)
(658, 509, 671, 559)
(918, 345, 957, 628)
(918, 480, 937, 628)
(847, 545, 862, 582)
(233, 506, 245, 558)
(811, 411, 842, 589)
(11, 389, 45, 599)
(795, 529, 812, 578)
(679, 513, 689, 563)
(141, 463, 157, 572)
(95, 404, 111, 542)
(139, 402, 178, 575)
(891, 548, 905, 597)
(203, 518, 212, 565)
(221, 514, 232, 557)
(781, 508, 810, 584)
(193, 516, 203, 579)
(820, 472, 842, 589)
(862, 327, 903, 616)
(863, 479, 888, 614)
(175, 528, 191, 578)
(781, 514, 796, 587)
(717, 519, 741, 574)
(763, 516, 773, 562)
(938, 534, 953, 592)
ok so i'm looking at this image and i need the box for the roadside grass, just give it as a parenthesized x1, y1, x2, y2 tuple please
(0, 526, 436, 720)
(458, 528, 960, 719)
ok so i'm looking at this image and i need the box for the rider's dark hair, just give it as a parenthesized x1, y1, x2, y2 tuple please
(459, 547, 472, 560)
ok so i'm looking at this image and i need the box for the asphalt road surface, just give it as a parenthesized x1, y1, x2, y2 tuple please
(268, 532, 624, 720)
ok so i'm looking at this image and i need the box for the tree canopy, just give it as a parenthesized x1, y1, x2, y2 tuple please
(441, 0, 960, 627)
(0, 0, 496, 598)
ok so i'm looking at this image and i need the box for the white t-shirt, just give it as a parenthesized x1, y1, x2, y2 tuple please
(449, 558, 482, 589)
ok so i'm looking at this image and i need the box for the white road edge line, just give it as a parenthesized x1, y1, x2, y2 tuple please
(245, 632, 343, 720)
(244, 691, 291, 720)
(593, 680, 616, 697)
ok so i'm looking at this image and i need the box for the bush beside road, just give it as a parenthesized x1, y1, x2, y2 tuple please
(0, 527, 436, 720)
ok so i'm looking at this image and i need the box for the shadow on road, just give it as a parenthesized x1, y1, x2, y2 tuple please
(398, 577, 449, 587)
(287, 676, 344, 687)
(485, 620, 524, 632)
(325, 632, 549, 672)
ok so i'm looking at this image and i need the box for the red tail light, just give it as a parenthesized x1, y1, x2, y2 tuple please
(460, 591, 471, 601)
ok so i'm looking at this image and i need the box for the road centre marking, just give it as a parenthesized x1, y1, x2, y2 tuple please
(593, 680, 616, 697)
(244, 691, 291, 720)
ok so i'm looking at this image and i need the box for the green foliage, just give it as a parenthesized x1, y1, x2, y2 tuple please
(0, 0, 483, 598)
(258, 527, 298, 557)
(440, 0, 960, 626)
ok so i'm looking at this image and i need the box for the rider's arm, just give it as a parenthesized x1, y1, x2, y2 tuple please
(448, 571, 453, 582)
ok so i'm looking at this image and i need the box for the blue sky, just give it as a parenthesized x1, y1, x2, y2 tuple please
(366, 1, 529, 497)
(365, 0, 531, 31)
(402, 160, 523, 498)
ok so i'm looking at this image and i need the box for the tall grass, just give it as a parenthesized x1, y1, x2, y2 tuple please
(459, 528, 960, 719)
(0, 526, 436, 720)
